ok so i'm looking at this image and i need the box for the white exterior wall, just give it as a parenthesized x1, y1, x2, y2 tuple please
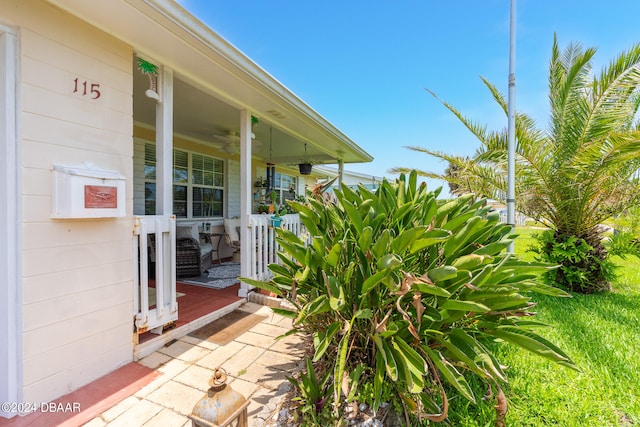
(227, 158, 240, 218)
(0, 22, 20, 417)
(340, 173, 381, 188)
(3, 0, 135, 403)
(298, 175, 312, 196)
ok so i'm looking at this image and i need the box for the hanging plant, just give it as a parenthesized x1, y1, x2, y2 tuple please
(254, 177, 268, 188)
(299, 143, 318, 175)
(298, 163, 313, 175)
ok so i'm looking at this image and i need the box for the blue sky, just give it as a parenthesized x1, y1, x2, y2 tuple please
(178, 1, 640, 195)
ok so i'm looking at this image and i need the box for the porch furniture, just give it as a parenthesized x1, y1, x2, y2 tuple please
(176, 223, 213, 277)
(223, 218, 242, 263)
(209, 232, 225, 264)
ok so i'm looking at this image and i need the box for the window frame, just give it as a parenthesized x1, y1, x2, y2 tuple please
(273, 172, 297, 205)
(144, 143, 225, 218)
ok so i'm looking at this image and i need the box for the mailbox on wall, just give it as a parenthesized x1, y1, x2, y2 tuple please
(52, 162, 126, 218)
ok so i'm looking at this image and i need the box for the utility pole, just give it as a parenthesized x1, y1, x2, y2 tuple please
(507, 0, 517, 252)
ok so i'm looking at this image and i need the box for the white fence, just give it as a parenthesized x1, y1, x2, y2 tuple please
(133, 215, 178, 335)
(134, 214, 302, 316)
(249, 214, 302, 281)
(499, 211, 528, 226)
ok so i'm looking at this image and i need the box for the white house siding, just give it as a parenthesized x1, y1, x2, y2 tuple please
(300, 175, 314, 195)
(5, 0, 135, 403)
(227, 158, 240, 218)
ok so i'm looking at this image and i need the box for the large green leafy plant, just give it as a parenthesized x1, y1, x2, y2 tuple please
(244, 172, 576, 425)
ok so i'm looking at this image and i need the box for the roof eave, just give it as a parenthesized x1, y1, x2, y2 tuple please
(137, 0, 373, 163)
(46, 0, 374, 164)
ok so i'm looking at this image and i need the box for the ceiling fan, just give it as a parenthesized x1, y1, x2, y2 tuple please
(211, 129, 261, 154)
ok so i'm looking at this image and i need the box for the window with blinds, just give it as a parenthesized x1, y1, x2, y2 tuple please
(273, 172, 297, 205)
(191, 154, 224, 218)
(144, 143, 224, 218)
(144, 143, 157, 215)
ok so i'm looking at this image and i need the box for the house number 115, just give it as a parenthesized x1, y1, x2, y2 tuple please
(73, 78, 101, 99)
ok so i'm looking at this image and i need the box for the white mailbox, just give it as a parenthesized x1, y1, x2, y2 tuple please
(52, 162, 126, 218)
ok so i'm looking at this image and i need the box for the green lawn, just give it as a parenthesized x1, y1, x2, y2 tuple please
(446, 227, 640, 426)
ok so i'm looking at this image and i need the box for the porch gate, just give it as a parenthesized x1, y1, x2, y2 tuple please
(133, 215, 178, 337)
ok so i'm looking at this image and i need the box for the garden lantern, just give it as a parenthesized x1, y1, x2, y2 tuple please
(189, 367, 249, 427)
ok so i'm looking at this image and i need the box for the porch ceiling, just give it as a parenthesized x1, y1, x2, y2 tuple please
(49, 0, 374, 166)
(134, 70, 337, 165)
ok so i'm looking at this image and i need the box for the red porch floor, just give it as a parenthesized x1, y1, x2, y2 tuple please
(138, 281, 242, 344)
(0, 363, 159, 427)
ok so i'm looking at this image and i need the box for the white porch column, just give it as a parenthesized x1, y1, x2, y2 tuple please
(154, 66, 174, 306)
(156, 67, 173, 215)
(337, 159, 344, 188)
(0, 28, 22, 418)
(238, 110, 252, 298)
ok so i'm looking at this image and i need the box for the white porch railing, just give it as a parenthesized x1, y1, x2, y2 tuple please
(133, 215, 178, 336)
(249, 213, 302, 281)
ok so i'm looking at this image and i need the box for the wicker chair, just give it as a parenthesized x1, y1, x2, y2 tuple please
(176, 224, 213, 277)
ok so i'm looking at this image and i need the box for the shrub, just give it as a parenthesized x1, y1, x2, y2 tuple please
(533, 230, 615, 293)
(608, 205, 640, 236)
(243, 171, 576, 425)
(607, 231, 640, 259)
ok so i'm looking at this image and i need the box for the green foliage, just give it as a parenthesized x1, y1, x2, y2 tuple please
(533, 230, 615, 293)
(606, 204, 640, 260)
(287, 357, 334, 425)
(136, 58, 158, 75)
(256, 204, 269, 214)
(254, 177, 268, 188)
(447, 281, 640, 425)
(242, 171, 576, 425)
(391, 36, 640, 293)
(606, 231, 640, 260)
(417, 229, 640, 425)
(608, 204, 640, 236)
(274, 205, 288, 217)
(448, 238, 640, 426)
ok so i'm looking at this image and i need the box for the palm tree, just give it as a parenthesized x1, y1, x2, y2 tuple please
(391, 35, 640, 293)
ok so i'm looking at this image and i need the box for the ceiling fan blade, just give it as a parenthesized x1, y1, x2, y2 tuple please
(212, 133, 237, 144)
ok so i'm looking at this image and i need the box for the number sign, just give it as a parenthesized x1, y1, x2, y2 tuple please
(73, 78, 101, 99)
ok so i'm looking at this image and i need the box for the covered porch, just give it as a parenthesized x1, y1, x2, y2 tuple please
(130, 37, 371, 351)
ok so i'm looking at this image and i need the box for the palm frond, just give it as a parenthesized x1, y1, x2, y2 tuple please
(395, 37, 640, 241)
(548, 35, 596, 151)
(579, 42, 640, 144)
(425, 88, 490, 144)
(480, 77, 508, 115)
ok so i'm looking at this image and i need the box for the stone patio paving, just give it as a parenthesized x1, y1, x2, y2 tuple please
(83, 302, 305, 427)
